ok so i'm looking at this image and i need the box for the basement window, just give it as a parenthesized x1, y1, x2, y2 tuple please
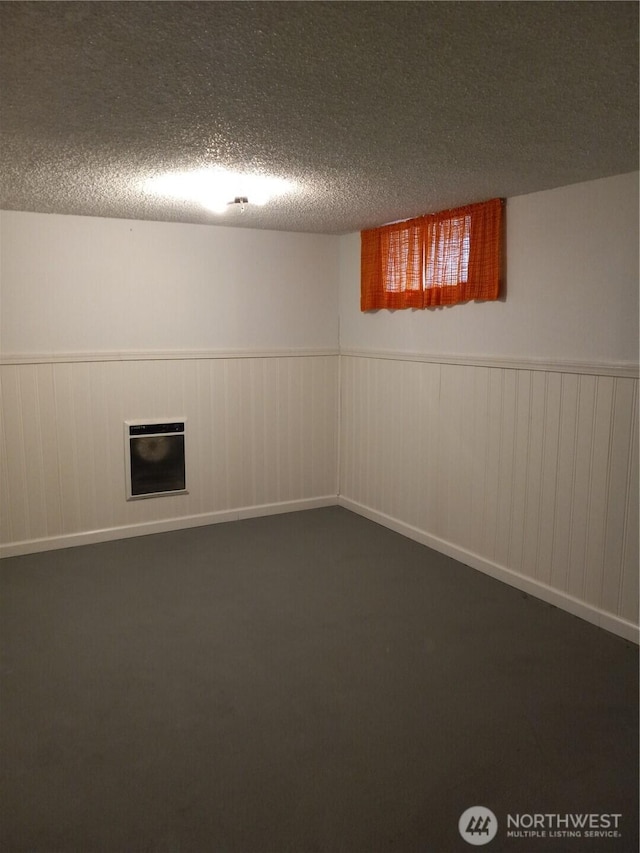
(423, 213, 471, 288)
(361, 197, 502, 310)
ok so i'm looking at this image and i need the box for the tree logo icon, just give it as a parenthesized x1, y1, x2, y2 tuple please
(458, 806, 498, 846)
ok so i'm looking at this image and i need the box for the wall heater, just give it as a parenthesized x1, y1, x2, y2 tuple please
(124, 419, 187, 501)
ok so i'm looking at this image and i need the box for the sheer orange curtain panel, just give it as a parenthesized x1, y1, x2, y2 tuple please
(361, 197, 503, 310)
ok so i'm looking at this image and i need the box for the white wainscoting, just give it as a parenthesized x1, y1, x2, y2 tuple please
(1, 352, 339, 556)
(339, 353, 639, 642)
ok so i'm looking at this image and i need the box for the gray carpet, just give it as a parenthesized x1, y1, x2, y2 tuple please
(0, 507, 637, 853)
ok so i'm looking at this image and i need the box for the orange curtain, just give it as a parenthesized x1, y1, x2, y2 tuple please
(361, 198, 503, 310)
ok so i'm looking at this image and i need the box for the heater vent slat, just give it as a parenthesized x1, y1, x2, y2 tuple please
(129, 421, 184, 436)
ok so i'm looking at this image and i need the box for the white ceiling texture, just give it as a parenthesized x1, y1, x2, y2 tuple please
(1, 1, 638, 234)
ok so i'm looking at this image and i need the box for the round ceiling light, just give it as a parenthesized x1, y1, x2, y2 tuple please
(143, 168, 296, 214)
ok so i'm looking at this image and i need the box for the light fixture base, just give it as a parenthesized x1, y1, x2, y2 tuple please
(230, 196, 249, 213)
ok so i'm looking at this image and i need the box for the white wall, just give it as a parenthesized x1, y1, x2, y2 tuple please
(1, 212, 338, 354)
(340, 172, 639, 366)
(0, 213, 340, 552)
(338, 173, 639, 641)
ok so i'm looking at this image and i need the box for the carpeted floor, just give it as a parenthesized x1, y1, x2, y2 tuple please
(0, 506, 637, 852)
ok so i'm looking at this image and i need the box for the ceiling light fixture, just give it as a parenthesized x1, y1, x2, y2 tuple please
(143, 168, 295, 214)
(231, 196, 249, 213)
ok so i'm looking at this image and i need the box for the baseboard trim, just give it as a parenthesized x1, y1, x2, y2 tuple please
(338, 496, 640, 644)
(236, 497, 337, 521)
(0, 496, 339, 558)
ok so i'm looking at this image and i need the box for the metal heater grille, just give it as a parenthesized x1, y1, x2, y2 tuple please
(125, 419, 187, 500)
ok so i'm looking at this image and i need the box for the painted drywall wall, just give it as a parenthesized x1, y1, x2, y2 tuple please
(0, 212, 339, 354)
(339, 171, 639, 366)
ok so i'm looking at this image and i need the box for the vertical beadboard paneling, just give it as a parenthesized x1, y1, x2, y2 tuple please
(468, 367, 491, 556)
(416, 362, 438, 537)
(520, 370, 546, 580)
(620, 382, 639, 623)
(494, 369, 518, 572)
(403, 359, 424, 530)
(67, 361, 97, 534)
(436, 363, 455, 546)
(223, 358, 243, 510)
(51, 363, 83, 534)
(0, 389, 11, 540)
(238, 357, 256, 506)
(379, 358, 395, 517)
(601, 377, 636, 615)
(536, 372, 562, 587)
(372, 355, 386, 513)
(0, 371, 11, 540)
(550, 374, 579, 594)
(481, 368, 503, 562)
(1, 355, 338, 549)
(339, 355, 639, 635)
(260, 358, 277, 507)
(1, 366, 28, 542)
(14, 365, 47, 540)
(507, 369, 531, 573)
(278, 357, 295, 501)
(566, 375, 598, 600)
(351, 356, 365, 507)
(316, 354, 339, 499)
(355, 356, 368, 508)
(583, 376, 616, 609)
(444, 362, 476, 550)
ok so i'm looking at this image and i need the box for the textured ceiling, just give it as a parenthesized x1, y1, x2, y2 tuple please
(1, 1, 638, 234)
